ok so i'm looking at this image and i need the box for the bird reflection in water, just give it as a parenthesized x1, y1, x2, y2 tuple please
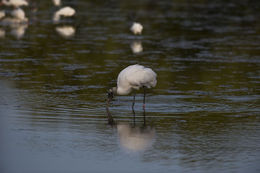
(55, 25, 75, 38)
(53, 5, 76, 39)
(0, 7, 28, 39)
(10, 23, 28, 39)
(106, 89, 155, 152)
(130, 41, 143, 54)
(0, 28, 5, 38)
(117, 123, 155, 152)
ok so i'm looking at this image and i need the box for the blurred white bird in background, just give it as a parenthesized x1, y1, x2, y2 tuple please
(53, 6, 75, 23)
(0, 5, 28, 39)
(2, 0, 28, 8)
(0, 28, 5, 38)
(108, 64, 157, 110)
(0, 10, 5, 20)
(52, 0, 61, 6)
(130, 41, 143, 54)
(130, 22, 143, 35)
(1, 8, 28, 25)
(55, 25, 75, 38)
(11, 8, 27, 21)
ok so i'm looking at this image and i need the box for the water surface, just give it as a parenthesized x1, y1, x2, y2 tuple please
(0, 0, 260, 173)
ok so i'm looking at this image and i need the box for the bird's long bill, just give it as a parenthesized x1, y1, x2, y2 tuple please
(106, 94, 115, 125)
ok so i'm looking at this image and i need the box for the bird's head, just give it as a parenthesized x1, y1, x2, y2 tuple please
(107, 87, 117, 100)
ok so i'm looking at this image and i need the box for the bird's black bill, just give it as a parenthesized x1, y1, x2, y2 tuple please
(107, 90, 114, 101)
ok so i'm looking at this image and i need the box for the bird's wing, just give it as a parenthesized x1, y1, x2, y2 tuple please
(126, 66, 157, 89)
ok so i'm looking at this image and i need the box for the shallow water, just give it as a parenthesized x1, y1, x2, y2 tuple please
(0, 0, 260, 173)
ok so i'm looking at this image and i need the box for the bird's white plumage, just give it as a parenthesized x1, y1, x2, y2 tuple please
(52, 0, 61, 6)
(130, 22, 143, 35)
(116, 64, 157, 95)
(53, 6, 76, 22)
(2, 0, 28, 7)
(11, 8, 26, 20)
(1, 17, 27, 25)
(1, 8, 28, 25)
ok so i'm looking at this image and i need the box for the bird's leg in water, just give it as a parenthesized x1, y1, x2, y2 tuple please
(143, 86, 146, 110)
(106, 97, 115, 125)
(143, 107, 146, 126)
(132, 91, 136, 125)
(143, 86, 146, 126)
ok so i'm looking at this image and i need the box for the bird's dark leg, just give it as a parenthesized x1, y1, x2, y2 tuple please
(132, 91, 136, 110)
(143, 107, 146, 126)
(143, 86, 146, 125)
(143, 86, 146, 110)
(132, 91, 136, 125)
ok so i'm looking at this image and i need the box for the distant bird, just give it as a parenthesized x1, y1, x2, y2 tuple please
(0, 10, 5, 20)
(108, 64, 157, 110)
(2, 0, 28, 8)
(53, 6, 75, 22)
(1, 8, 27, 25)
(52, 0, 61, 6)
(130, 22, 143, 35)
(11, 8, 27, 21)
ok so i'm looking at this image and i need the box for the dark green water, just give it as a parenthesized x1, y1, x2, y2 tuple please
(0, 0, 260, 172)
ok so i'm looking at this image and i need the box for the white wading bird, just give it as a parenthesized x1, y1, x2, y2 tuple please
(130, 22, 143, 35)
(2, 0, 28, 8)
(11, 8, 27, 21)
(53, 6, 75, 22)
(1, 8, 27, 25)
(106, 64, 157, 124)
